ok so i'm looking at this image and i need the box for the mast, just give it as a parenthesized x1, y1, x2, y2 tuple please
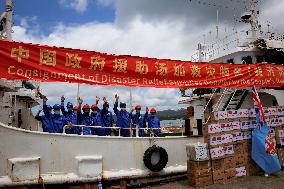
(240, 0, 261, 41)
(5, 0, 13, 40)
(0, 0, 13, 40)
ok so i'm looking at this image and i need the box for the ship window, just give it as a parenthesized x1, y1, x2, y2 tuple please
(227, 58, 235, 64)
(256, 56, 264, 63)
(241, 56, 252, 64)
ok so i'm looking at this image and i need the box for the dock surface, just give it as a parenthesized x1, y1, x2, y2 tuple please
(145, 172, 284, 189)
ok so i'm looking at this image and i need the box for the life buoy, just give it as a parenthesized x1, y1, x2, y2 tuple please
(143, 145, 168, 172)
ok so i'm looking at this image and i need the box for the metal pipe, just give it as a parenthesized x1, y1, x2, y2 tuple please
(0, 12, 7, 21)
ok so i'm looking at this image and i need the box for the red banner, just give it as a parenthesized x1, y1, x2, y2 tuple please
(0, 40, 284, 88)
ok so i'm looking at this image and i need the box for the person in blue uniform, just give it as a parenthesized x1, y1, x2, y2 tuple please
(91, 96, 100, 118)
(113, 94, 131, 137)
(99, 98, 113, 136)
(61, 96, 79, 134)
(91, 103, 104, 136)
(148, 108, 161, 137)
(52, 103, 68, 133)
(36, 96, 68, 133)
(77, 97, 93, 135)
(131, 105, 148, 137)
(35, 103, 53, 133)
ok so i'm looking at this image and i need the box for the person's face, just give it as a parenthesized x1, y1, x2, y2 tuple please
(136, 109, 141, 114)
(67, 107, 73, 112)
(54, 109, 60, 115)
(121, 107, 126, 111)
(83, 109, 90, 115)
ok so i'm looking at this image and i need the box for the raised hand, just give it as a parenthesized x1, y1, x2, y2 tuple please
(38, 106, 43, 112)
(115, 94, 119, 101)
(77, 97, 83, 105)
(146, 106, 149, 112)
(61, 95, 65, 102)
(103, 97, 107, 102)
(42, 96, 48, 102)
(96, 96, 100, 102)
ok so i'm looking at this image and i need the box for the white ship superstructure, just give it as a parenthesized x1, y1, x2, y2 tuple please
(180, 0, 284, 136)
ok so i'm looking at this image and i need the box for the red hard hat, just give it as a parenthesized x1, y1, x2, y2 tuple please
(83, 104, 90, 109)
(150, 108, 156, 113)
(91, 104, 98, 109)
(73, 105, 78, 110)
(135, 105, 141, 110)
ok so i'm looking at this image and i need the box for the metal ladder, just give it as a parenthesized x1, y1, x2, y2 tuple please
(222, 89, 249, 110)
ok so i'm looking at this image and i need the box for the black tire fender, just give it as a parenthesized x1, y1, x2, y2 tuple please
(143, 145, 168, 172)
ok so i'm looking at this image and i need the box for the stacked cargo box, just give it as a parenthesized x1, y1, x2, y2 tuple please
(204, 108, 261, 184)
(187, 106, 284, 187)
(186, 143, 213, 188)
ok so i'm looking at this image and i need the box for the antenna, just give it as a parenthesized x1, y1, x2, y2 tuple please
(216, 9, 219, 39)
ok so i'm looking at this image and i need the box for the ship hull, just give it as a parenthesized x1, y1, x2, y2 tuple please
(0, 122, 202, 187)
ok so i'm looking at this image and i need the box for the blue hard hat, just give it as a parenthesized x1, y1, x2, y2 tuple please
(53, 104, 61, 110)
(120, 102, 126, 108)
(66, 102, 73, 108)
(46, 105, 52, 110)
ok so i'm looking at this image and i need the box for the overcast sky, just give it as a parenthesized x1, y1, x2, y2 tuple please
(7, 0, 284, 111)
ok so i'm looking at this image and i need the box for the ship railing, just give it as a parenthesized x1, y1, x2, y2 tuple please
(62, 125, 122, 136)
(62, 125, 183, 137)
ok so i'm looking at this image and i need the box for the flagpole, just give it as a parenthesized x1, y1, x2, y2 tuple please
(77, 84, 80, 100)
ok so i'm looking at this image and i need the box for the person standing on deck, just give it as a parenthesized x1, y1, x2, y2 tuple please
(60, 96, 79, 134)
(90, 96, 103, 136)
(131, 105, 148, 137)
(148, 108, 161, 137)
(91, 96, 100, 118)
(113, 94, 131, 137)
(35, 103, 53, 133)
(52, 102, 69, 133)
(99, 97, 114, 136)
(77, 97, 93, 135)
(36, 96, 68, 133)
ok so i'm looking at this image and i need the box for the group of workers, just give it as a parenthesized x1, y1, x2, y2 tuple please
(35, 94, 161, 137)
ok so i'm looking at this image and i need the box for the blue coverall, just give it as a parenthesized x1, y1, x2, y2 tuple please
(91, 112, 104, 136)
(99, 109, 113, 136)
(37, 102, 66, 133)
(77, 112, 92, 135)
(113, 102, 131, 137)
(35, 114, 53, 133)
(131, 112, 148, 137)
(61, 102, 79, 134)
(51, 114, 67, 133)
(148, 114, 161, 136)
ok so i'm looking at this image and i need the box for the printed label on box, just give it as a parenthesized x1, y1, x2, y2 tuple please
(241, 121, 250, 130)
(236, 167, 246, 177)
(279, 130, 284, 138)
(210, 146, 224, 158)
(278, 108, 284, 116)
(227, 110, 239, 119)
(280, 138, 284, 146)
(249, 109, 256, 117)
(214, 111, 227, 120)
(224, 145, 234, 155)
(238, 109, 249, 118)
(268, 108, 278, 116)
(208, 124, 221, 134)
